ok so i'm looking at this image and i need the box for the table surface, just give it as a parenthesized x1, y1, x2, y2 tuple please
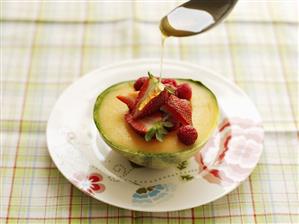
(1, 1, 298, 223)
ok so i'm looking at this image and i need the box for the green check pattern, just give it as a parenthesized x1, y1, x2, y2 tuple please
(1, 1, 298, 223)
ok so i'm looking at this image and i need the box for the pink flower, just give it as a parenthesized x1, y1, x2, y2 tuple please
(72, 172, 105, 195)
(195, 117, 263, 185)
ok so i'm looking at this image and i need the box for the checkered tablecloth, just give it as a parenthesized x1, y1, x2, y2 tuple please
(1, 1, 298, 223)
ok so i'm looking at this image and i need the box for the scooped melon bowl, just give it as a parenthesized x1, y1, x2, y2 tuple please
(93, 79, 219, 169)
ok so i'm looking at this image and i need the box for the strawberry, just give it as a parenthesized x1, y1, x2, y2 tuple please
(125, 112, 171, 142)
(134, 76, 148, 91)
(161, 78, 177, 88)
(133, 73, 167, 119)
(177, 125, 198, 145)
(125, 112, 162, 135)
(133, 75, 151, 108)
(175, 83, 192, 100)
(134, 77, 177, 91)
(163, 95, 192, 126)
(117, 92, 138, 111)
(165, 115, 180, 131)
(133, 90, 169, 119)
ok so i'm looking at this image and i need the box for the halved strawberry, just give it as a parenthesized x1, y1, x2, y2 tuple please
(125, 112, 162, 135)
(163, 95, 192, 126)
(125, 112, 172, 142)
(133, 74, 167, 119)
(134, 90, 169, 119)
(117, 92, 138, 111)
(133, 75, 151, 107)
(134, 76, 148, 91)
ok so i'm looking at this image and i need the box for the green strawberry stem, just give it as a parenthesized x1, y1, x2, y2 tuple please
(148, 71, 154, 79)
(144, 120, 174, 142)
(145, 128, 156, 142)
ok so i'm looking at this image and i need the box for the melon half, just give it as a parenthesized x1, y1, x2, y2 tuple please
(94, 79, 219, 169)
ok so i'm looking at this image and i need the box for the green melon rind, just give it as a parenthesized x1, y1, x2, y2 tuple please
(93, 79, 220, 169)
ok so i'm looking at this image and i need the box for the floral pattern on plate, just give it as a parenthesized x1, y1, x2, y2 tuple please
(132, 184, 175, 204)
(195, 117, 264, 185)
(72, 172, 105, 195)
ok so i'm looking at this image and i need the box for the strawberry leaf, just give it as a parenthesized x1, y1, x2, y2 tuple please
(144, 120, 171, 142)
(155, 126, 168, 142)
(145, 128, 156, 142)
(155, 131, 164, 142)
(159, 127, 168, 135)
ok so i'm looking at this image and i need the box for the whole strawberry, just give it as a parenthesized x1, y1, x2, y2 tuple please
(177, 125, 198, 145)
(175, 83, 192, 100)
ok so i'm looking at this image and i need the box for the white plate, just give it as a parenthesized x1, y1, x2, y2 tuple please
(47, 59, 264, 212)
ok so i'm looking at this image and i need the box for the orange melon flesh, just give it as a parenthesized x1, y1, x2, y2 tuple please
(94, 79, 219, 154)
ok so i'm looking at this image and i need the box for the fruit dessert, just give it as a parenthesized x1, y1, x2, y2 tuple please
(94, 73, 219, 169)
